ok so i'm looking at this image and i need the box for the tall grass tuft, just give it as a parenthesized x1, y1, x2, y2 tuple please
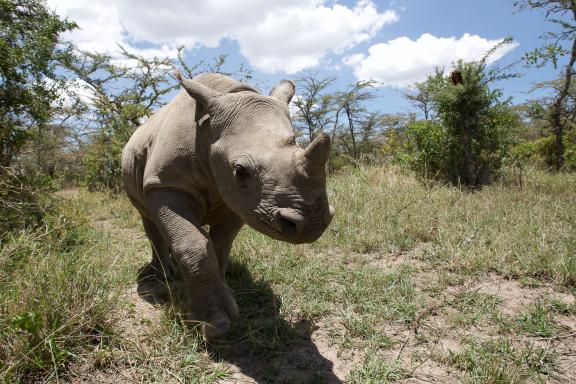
(0, 202, 118, 382)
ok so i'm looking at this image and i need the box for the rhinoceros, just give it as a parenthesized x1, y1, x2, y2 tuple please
(121, 71, 334, 338)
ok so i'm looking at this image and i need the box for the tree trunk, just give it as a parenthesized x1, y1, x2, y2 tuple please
(344, 105, 357, 158)
(551, 3, 576, 171)
(330, 107, 342, 153)
(1, 143, 11, 167)
(460, 115, 475, 186)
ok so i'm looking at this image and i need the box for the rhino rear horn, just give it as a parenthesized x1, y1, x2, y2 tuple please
(174, 69, 220, 110)
(269, 80, 295, 105)
(303, 133, 331, 173)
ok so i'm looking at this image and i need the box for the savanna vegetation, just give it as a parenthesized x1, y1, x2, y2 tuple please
(1, 0, 575, 382)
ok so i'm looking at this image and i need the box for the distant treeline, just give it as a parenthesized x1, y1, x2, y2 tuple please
(2, 0, 576, 197)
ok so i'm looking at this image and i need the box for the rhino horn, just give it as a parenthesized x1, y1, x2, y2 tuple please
(174, 69, 220, 110)
(301, 132, 331, 174)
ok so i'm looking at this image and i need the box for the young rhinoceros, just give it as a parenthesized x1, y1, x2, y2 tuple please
(121, 71, 334, 339)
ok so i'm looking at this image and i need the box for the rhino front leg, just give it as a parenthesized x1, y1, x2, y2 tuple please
(208, 207, 244, 279)
(145, 189, 239, 339)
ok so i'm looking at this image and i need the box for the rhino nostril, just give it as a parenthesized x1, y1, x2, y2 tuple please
(278, 216, 298, 233)
(276, 208, 304, 235)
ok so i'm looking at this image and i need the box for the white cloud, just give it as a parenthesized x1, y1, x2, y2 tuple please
(48, 0, 180, 59)
(344, 33, 518, 87)
(235, 1, 398, 73)
(289, 95, 302, 117)
(47, 0, 398, 73)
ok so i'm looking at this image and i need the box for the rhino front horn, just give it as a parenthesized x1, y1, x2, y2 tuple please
(174, 69, 220, 110)
(303, 132, 331, 172)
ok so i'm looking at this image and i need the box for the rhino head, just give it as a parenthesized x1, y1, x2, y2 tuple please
(176, 71, 334, 244)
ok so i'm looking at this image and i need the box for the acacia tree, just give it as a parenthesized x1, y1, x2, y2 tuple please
(64, 47, 176, 190)
(404, 80, 435, 121)
(336, 80, 376, 158)
(356, 111, 385, 156)
(515, 0, 576, 170)
(65, 47, 255, 190)
(0, 0, 76, 167)
(292, 73, 337, 142)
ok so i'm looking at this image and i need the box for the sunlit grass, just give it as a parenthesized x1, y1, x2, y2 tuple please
(1, 166, 574, 382)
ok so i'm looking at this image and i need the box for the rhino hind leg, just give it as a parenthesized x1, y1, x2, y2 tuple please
(146, 189, 239, 339)
(139, 217, 177, 280)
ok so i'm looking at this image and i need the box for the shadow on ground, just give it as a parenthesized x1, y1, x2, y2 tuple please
(136, 260, 342, 384)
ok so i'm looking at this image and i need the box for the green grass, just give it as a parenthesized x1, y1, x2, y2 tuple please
(446, 339, 557, 383)
(0, 203, 121, 382)
(450, 290, 502, 327)
(512, 301, 568, 337)
(1, 166, 575, 382)
(348, 354, 409, 383)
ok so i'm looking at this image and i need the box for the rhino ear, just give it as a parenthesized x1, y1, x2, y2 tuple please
(174, 69, 220, 110)
(269, 80, 295, 105)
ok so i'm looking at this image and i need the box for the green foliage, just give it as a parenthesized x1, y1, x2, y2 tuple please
(515, 0, 576, 170)
(0, 0, 76, 166)
(514, 132, 576, 170)
(523, 43, 568, 69)
(405, 120, 448, 179)
(0, 201, 116, 381)
(434, 63, 516, 186)
(81, 117, 138, 192)
(447, 339, 557, 383)
(0, 167, 57, 236)
(403, 52, 517, 186)
(328, 153, 358, 173)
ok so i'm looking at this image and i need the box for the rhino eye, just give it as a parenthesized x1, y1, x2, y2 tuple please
(234, 164, 250, 180)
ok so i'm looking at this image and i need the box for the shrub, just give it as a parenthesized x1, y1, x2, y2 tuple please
(405, 120, 448, 179)
(0, 168, 55, 236)
(513, 132, 576, 171)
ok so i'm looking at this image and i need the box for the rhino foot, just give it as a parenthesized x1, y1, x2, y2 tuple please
(182, 282, 239, 340)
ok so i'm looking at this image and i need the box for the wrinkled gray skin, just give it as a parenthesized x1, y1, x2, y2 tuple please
(121, 71, 334, 339)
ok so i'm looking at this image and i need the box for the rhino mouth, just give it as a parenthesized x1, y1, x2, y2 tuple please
(255, 215, 305, 244)
(256, 216, 284, 238)
(255, 212, 323, 245)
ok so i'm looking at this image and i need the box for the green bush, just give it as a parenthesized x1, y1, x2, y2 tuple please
(82, 121, 134, 192)
(0, 201, 116, 381)
(0, 168, 56, 236)
(328, 153, 358, 173)
(514, 133, 576, 171)
(405, 120, 448, 179)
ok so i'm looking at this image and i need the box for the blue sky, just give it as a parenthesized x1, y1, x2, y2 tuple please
(48, 0, 567, 114)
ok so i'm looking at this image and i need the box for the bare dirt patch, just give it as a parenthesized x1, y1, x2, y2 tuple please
(311, 327, 363, 381)
(475, 274, 575, 316)
(368, 242, 434, 270)
(215, 319, 354, 384)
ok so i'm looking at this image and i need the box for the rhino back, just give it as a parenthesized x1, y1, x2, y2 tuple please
(121, 73, 259, 215)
